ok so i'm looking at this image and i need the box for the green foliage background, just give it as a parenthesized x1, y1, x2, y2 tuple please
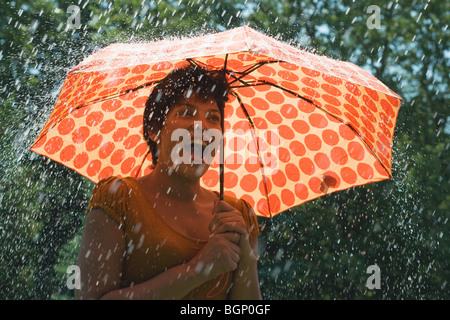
(0, 0, 448, 299)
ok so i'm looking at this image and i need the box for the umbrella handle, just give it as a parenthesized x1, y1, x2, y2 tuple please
(220, 103, 224, 201)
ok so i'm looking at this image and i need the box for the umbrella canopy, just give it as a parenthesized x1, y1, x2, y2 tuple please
(30, 26, 401, 218)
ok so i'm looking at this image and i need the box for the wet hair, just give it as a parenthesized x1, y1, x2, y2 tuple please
(143, 64, 230, 165)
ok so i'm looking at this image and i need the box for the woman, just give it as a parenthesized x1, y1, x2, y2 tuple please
(75, 65, 261, 300)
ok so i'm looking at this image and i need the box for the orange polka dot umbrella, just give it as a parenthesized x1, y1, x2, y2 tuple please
(29, 26, 402, 218)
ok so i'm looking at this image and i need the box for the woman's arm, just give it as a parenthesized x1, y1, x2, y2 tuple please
(75, 208, 240, 300)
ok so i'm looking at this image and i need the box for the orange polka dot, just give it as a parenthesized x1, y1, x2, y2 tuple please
(99, 141, 115, 159)
(279, 62, 299, 70)
(299, 157, 315, 175)
(224, 171, 238, 188)
(278, 70, 299, 81)
(256, 199, 269, 217)
(265, 111, 283, 124)
(111, 149, 125, 165)
(278, 125, 295, 140)
(343, 103, 359, 118)
(297, 99, 315, 113)
(345, 82, 361, 96)
(98, 166, 114, 181)
(348, 141, 365, 161)
(101, 99, 122, 112)
(301, 67, 320, 77)
(280, 104, 298, 119)
(115, 107, 135, 121)
(99, 119, 116, 134)
(257, 65, 276, 76)
(86, 111, 104, 127)
(289, 141, 306, 157)
(121, 157, 135, 174)
(269, 194, 281, 213)
(57, 118, 75, 135)
(322, 129, 339, 146)
(110, 67, 130, 78)
(365, 87, 379, 101)
(202, 170, 219, 187)
(225, 153, 243, 170)
(240, 174, 258, 192)
(292, 120, 310, 134)
(308, 113, 328, 128)
(72, 107, 88, 118)
(251, 97, 270, 110)
(294, 183, 309, 200)
(123, 134, 141, 149)
(357, 163, 374, 180)
(74, 152, 89, 169)
(238, 87, 256, 98)
(281, 189, 295, 206)
(272, 170, 286, 187)
(132, 64, 150, 74)
(113, 127, 129, 142)
(87, 160, 102, 177)
(374, 161, 390, 177)
(301, 87, 320, 99)
(60, 145, 76, 162)
(301, 77, 320, 88)
(304, 134, 321, 151)
(321, 83, 342, 96)
(152, 61, 173, 71)
(278, 147, 290, 163)
(314, 153, 330, 170)
(72, 126, 90, 144)
(339, 125, 356, 140)
(120, 90, 139, 100)
(86, 133, 103, 152)
(323, 171, 340, 188)
(285, 163, 300, 182)
(308, 177, 324, 194)
(253, 117, 268, 129)
(381, 99, 395, 118)
(322, 74, 343, 85)
(322, 94, 341, 107)
(361, 116, 376, 133)
(259, 178, 272, 195)
(331, 146, 348, 165)
(205, 57, 224, 68)
(341, 167, 357, 184)
(265, 91, 285, 104)
(132, 96, 148, 108)
(362, 95, 377, 112)
(134, 142, 148, 158)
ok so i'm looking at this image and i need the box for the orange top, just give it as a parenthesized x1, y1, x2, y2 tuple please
(86, 176, 260, 300)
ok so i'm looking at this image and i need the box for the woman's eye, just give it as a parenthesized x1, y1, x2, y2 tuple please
(178, 109, 194, 117)
(209, 115, 220, 122)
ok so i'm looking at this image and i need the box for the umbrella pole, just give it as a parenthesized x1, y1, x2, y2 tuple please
(219, 104, 224, 201)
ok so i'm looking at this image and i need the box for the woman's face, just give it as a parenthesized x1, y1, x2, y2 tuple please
(151, 93, 222, 180)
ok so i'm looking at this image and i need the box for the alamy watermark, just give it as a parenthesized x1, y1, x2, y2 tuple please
(366, 5, 381, 30)
(366, 264, 381, 290)
(170, 121, 281, 175)
(66, 265, 80, 290)
(66, 5, 81, 29)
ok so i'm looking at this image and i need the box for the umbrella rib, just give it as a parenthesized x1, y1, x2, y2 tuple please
(34, 79, 163, 143)
(230, 90, 273, 218)
(227, 60, 283, 86)
(256, 79, 392, 178)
